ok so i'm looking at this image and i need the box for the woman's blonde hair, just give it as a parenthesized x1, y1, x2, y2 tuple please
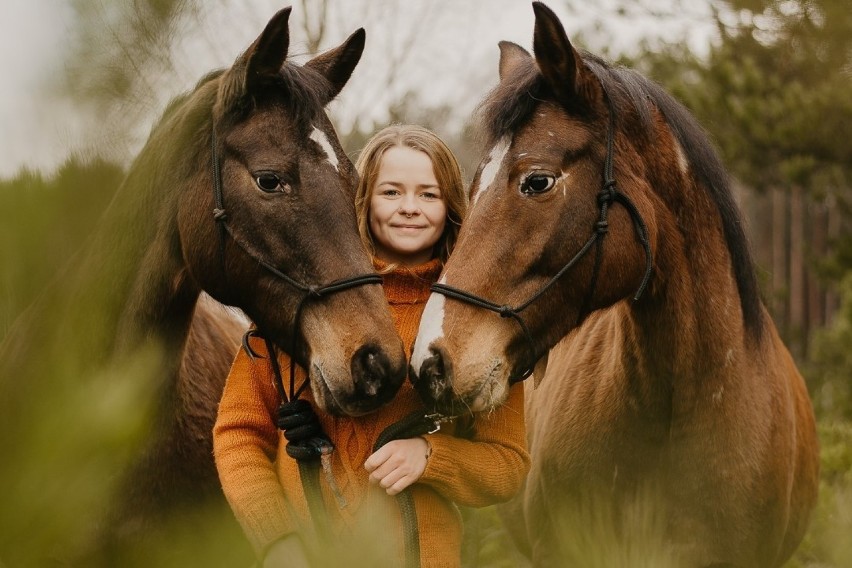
(354, 124, 467, 265)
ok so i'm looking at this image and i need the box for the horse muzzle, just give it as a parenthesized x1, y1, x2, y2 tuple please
(309, 342, 406, 416)
(411, 341, 511, 414)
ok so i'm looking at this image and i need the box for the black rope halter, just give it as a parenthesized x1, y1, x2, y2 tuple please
(211, 123, 382, 401)
(430, 83, 654, 383)
(211, 122, 385, 456)
(212, 120, 387, 547)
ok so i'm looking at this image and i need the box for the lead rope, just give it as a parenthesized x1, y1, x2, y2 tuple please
(243, 332, 344, 549)
(373, 411, 456, 568)
(249, 326, 452, 568)
(212, 118, 459, 564)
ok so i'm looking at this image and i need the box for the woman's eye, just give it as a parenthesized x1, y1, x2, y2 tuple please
(255, 173, 283, 193)
(521, 174, 556, 195)
(421, 192, 439, 200)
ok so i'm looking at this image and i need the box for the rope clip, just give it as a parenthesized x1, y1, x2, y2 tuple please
(424, 413, 456, 434)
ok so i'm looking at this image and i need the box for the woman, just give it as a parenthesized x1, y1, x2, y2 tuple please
(213, 125, 529, 567)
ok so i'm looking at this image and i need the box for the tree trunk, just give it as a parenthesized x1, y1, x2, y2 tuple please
(825, 197, 842, 325)
(789, 185, 805, 358)
(771, 187, 789, 334)
(807, 199, 826, 334)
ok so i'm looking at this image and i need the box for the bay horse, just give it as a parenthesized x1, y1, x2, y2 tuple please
(0, 7, 406, 564)
(411, 3, 819, 566)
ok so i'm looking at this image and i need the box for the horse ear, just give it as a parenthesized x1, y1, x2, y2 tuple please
(218, 7, 291, 110)
(305, 28, 366, 105)
(531, 2, 597, 106)
(498, 41, 532, 81)
(244, 7, 292, 86)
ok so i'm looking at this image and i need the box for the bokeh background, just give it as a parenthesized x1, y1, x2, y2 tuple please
(1, 0, 850, 566)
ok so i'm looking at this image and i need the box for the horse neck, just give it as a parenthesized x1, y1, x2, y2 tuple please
(67, 143, 203, 360)
(112, 169, 201, 356)
(625, 168, 752, 384)
(110, 90, 216, 355)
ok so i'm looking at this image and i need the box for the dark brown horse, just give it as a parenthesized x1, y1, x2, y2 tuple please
(411, 3, 818, 566)
(0, 7, 406, 565)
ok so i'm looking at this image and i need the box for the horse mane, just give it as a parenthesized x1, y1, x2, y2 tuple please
(271, 62, 336, 126)
(477, 63, 546, 150)
(476, 52, 765, 340)
(157, 70, 226, 125)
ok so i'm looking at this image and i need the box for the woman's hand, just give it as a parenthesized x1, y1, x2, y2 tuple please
(263, 534, 311, 568)
(364, 437, 430, 496)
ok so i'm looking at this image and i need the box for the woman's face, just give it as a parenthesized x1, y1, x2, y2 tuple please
(369, 146, 447, 265)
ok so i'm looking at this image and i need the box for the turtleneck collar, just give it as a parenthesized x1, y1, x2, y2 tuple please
(372, 257, 443, 305)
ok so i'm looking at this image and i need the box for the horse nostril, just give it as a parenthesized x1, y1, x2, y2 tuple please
(414, 347, 452, 408)
(351, 345, 389, 398)
(423, 355, 446, 400)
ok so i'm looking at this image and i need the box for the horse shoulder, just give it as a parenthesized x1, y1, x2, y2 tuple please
(181, 294, 248, 405)
(526, 305, 631, 456)
(757, 320, 819, 542)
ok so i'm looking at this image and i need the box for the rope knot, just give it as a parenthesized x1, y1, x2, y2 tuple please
(597, 184, 616, 205)
(498, 305, 514, 318)
(595, 220, 609, 234)
(277, 400, 332, 461)
(213, 208, 228, 221)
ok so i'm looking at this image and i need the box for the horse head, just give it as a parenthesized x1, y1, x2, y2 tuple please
(411, 2, 662, 414)
(174, 8, 406, 416)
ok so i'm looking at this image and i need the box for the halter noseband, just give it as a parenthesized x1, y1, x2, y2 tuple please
(210, 123, 383, 399)
(429, 85, 654, 383)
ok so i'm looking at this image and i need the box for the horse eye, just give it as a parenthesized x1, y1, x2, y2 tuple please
(521, 174, 556, 195)
(255, 173, 282, 193)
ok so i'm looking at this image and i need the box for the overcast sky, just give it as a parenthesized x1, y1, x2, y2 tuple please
(0, 0, 717, 178)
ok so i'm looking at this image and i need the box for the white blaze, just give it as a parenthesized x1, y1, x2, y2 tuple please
(473, 137, 511, 206)
(411, 292, 446, 373)
(310, 126, 339, 172)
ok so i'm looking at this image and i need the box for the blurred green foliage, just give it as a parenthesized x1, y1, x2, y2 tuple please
(808, 275, 852, 421)
(0, 158, 122, 332)
(2, 0, 851, 566)
(0, 159, 163, 565)
(630, 0, 852, 195)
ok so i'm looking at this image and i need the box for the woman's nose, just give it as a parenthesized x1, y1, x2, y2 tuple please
(398, 195, 419, 216)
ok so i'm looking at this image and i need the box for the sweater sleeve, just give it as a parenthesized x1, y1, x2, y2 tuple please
(419, 383, 529, 507)
(212, 338, 293, 555)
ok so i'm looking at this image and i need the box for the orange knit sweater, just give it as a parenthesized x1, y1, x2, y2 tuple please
(213, 259, 529, 567)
